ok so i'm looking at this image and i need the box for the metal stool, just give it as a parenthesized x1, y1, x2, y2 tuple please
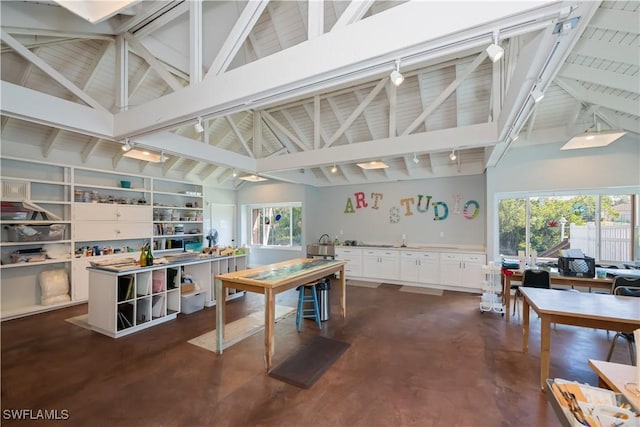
(296, 283, 322, 332)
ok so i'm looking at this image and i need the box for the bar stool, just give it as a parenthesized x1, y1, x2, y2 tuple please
(296, 283, 322, 332)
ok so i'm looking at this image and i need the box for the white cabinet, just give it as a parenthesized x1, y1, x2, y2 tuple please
(440, 252, 486, 290)
(362, 249, 399, 280)
(400, 251, 440, 285)
(73, 204, 152, 241)
(334, 247, 362, 277)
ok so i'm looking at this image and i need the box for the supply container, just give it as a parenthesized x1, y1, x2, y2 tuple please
(180, 292, 205, 314)
(316, 278, 330, 321)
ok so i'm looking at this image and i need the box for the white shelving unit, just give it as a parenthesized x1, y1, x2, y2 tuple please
(1, 159, 211, 321)
(480, 264, 505, 315)
(1, 158, 74, 320)
(152, 178, 204, 253)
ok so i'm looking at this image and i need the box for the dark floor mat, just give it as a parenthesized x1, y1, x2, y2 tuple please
(268, 336, 350, 389)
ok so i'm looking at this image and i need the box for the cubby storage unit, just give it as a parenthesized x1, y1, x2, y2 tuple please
(152, 178, 204, 253)
(87, 254, 247, 338)
(1, 158, 75, 319)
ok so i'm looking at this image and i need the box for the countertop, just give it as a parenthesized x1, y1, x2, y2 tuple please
(335, 244, 485, 253)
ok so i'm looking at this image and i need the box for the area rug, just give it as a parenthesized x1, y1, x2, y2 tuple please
(346, 280, 381, 288)
(398, 286, 443, 296)
(188, 305, 296, 352)
(268, 336, 350, 389)
(65, 313, 91, 330)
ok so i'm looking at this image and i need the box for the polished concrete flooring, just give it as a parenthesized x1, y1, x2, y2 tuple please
(1, 282, 631, 426)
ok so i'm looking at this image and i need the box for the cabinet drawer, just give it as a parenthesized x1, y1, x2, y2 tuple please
(441, 253, 463, 262)
(463, 254, 485, 263)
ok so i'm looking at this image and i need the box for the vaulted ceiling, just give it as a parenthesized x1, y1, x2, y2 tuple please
(1, 1, 638, 188)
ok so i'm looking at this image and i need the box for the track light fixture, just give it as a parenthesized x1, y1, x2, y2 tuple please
(194, 117, 204, 133)
(486, 31, 504, 63)
(412, 153, 419, 164)
(159, 151, 167, 163)
(390, 60, 404, 87)
(531, 87, 545, 104)
(449, 149, 457, 161)
(331, 164, 337, 173)
(232, 169, 237, 178)
(121, 138, 133, 152)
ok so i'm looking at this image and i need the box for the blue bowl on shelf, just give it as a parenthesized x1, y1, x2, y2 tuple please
(120, 181, 131, 188)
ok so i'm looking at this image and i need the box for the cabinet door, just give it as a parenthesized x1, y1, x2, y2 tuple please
(417, 253, 440, 284)
(74, 222, 121, 241)
(335, 248, 362, 277)
(461, 254, 486, 289)
(117, 205, 151, 222)
(440, 253, 463, 286)
(377, 253, 399, 280)
(74, 203, 118, 221)
(400, 253, 419, 282)
(114, 222, 152, 239)
(361, 251, 380, 278)
(71, 258, 91, 301)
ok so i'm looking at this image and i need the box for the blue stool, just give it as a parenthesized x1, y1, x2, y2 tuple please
(296, 283, 322, 332)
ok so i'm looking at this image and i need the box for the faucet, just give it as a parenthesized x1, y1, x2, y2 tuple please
(318, 234, 330, 245)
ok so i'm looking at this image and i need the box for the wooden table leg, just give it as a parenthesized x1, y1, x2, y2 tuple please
(264, 288, 275, 372)
(522, 297, 530, 353)
(216, 279, 225, 354)
(540, 315, 551, 391)
(340, 267, 346, 318)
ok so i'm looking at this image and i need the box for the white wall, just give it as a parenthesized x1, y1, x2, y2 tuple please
(307, 176, 486, 248)
(485, 134, 640, 261)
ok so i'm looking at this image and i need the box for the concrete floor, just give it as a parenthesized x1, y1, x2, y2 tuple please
(1, 282, 630, 426)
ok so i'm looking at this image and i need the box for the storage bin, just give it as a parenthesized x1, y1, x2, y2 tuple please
(180, 292, 205, 314)
(5, 224, 66, 242)
(558, 256, 596, 278)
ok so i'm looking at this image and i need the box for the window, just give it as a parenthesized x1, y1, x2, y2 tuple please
(249, 203, 302, 247)
(498, 192, 638, 263)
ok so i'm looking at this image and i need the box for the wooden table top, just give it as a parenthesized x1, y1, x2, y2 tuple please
(588, 359, 640, 412)
(519, 288, 640, 324)
(216, 258, 346, 289)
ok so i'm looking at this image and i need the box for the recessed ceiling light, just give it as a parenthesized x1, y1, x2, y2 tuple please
(356, 161, 389, 170)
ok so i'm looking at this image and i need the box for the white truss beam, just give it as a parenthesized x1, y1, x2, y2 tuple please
(1, 30, 108, 112)
(307, 0, 323, 40)
(122, 32, 184, 92)
(559, 63, 640, 94)
(332, 0, 374, 30)
(189, 0, 203, 85)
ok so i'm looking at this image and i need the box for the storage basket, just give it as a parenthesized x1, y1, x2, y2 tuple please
(5, 224, 66, 242)
(558, 256, 595, 278)
(180, 292, 204, 314)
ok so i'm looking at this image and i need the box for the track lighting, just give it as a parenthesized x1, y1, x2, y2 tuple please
(232, 169, 238, 178)
(449, 149, 457, 161)
(121, 138, 133, 152)
(390, 60, 404, 87)
(331, 164, 337, 173)
(412, 153, 419, 164)
(159, 151, 167, 163)
(194, 117, 204, 133)
(486, 31, 504, 63)
(531, 87, 545, 104)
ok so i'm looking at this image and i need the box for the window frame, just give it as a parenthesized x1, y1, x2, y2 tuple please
(244, 202, 303, 249)
(494, 187, 638, 263)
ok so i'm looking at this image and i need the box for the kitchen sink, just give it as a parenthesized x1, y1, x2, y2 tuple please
(307, 244, 335, 257)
